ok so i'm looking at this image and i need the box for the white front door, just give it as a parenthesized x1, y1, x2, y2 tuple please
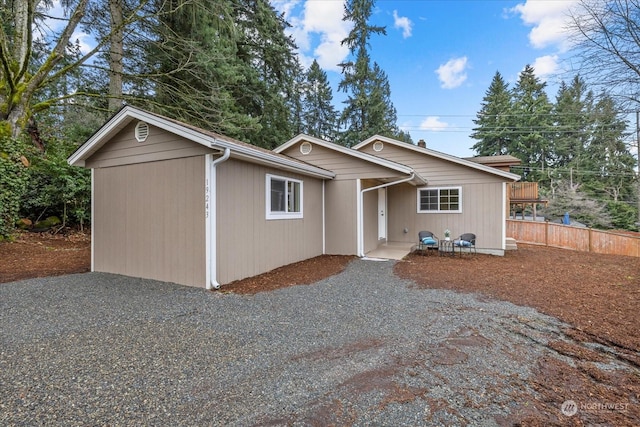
(378, 188, 387, 241)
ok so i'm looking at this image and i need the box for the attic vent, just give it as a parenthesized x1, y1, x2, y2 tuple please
(373, 141, 383, 152)
(135, 121, 149, 142)
(300, 141, 312, 155)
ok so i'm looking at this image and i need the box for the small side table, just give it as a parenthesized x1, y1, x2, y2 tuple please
(439, 239, 455, 256)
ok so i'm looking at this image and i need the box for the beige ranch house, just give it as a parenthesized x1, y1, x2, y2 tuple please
(68, 106, 520, 289)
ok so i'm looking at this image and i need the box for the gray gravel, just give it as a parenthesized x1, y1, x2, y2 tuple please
(1, 259, 577, 425)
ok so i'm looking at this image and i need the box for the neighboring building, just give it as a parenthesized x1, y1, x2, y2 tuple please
(69, 107, 520, 289)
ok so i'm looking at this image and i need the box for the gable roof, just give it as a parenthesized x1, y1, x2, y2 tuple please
(274, 134, 427, 185)
(353, 135, 521, 182)
(68, 106, 335, 180)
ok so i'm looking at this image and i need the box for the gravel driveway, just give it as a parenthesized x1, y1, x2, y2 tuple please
(1, 259, 584, 425)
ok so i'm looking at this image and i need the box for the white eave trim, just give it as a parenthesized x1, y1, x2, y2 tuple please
(354, 135, 521, 182)
(68, 106, 335, 180)
(275, 134, 422, 179)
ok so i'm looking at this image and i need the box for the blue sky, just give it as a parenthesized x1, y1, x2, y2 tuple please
(272, 0, 581, 158)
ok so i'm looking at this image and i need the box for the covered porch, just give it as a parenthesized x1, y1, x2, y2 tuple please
(363, 241, 415, 260)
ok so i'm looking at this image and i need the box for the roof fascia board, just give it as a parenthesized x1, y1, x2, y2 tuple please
(354, 135, 521, 181)
(69, 107, 335, 179)
(275, 134, 416, 176)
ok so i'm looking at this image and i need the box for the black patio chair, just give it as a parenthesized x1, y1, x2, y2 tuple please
(417, 230, 439, 255)
(454, 233, 476, 256)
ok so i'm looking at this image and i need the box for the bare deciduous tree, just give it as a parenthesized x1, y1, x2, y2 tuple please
(567, 0, 640, 106)
(567, 0, 640, 225)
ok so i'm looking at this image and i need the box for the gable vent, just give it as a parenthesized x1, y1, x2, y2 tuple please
(135, 121, 149, 142)
(300, 141, 312, 155)
(373, 141, 383, 152)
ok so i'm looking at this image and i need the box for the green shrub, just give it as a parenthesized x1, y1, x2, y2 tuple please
(20, 138, 91, 230)
(0, 136, 29, 240)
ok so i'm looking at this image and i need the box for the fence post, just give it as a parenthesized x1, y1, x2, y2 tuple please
(545, 221, 549, 246)
(588, 228, 592, 253)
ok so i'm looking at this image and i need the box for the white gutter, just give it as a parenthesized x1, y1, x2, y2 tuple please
(206, 147, 231, 290)
(358, 173, 416, 257)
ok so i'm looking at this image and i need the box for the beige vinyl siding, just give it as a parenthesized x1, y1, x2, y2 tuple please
(281, 142, 401, 181)
(93, 156, 206, 287)
(215, 159, 323, 284)
(324, 180, 358, 255)
(86, 122, 211, 168)
(359, 142, 503, 185)
(387, 181, 505, 251)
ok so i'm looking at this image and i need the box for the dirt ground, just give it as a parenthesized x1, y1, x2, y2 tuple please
(1, 232, 639, 425)
(0, 231, 91, 283)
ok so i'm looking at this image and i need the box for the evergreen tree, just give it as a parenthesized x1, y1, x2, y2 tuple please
(151, 0, 260, 137)
(230, 0, 299, 148)
(551, 76, 594, 169)
(510, 65, 553, 181)
(289, 60, 306, 137)
(302, 60, 338, 141)
(337, 0, 403, 146)
(582, 94, 636, 203)
(471, 71, 513, 156)
(367, 62, 401, 138)
(148, 0, 299, 148)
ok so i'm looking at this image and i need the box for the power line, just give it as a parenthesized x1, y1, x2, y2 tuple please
(510, 165, 637, 178)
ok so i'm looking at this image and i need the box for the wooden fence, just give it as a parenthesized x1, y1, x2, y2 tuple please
(506, 219, 640, 258)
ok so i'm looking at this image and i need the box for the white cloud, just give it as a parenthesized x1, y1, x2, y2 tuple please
(435, 57, 468, 89)
(420, 116, 449, 132)
(270, 0, 301, 19)
(273, 0, 351, 71)
(393, 10, 412, 39)
(511, 0, 578, 51)
(531, 55, 559, 79)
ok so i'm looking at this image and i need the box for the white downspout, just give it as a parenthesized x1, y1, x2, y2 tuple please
(90, 168, 95, 272)
(207, 147, 231, 290)
(322, 180, 326, 254)
(358, 173, 416, 257)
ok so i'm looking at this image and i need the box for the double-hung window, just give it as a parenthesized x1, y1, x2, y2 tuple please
(417, 187, 461, 213)
(266, 174, 303, 219)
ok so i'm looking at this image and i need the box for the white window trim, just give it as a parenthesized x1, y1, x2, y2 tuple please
(266, 174, 304, 220)
(417, 186, 462, 213)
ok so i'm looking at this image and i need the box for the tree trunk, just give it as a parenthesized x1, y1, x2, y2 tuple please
(109, 0, 124, 112)
(12, 0, 32, 69)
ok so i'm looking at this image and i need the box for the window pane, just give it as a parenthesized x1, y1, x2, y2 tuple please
(420, 189, 438, 211)
(288, 181, 301, 213)
(439, 189, 459, 211)
(270, 178, 286, 212)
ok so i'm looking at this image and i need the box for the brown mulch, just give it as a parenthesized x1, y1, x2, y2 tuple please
(1, 234, 639, 425)
(394, 245, 640, 426)
(222, 255, 355, 294)
(0, 231, 91, 283)
(395, 245, 640, 352)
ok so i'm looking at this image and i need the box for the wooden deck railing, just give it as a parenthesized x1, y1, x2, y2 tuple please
(506, 219, 640, 258)
(509, 182, 540, 201)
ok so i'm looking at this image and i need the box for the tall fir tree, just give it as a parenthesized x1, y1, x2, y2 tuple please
(230, 0, 300, 148)
(510, 65, 553, 182)
(337, 0, 402, 146)
(471, 71, 513, 156)
(151, 0, 260, 137)
(583, 94, 636, 202)
(302, 60, 338, 141)
(551, 76, 594, 169)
